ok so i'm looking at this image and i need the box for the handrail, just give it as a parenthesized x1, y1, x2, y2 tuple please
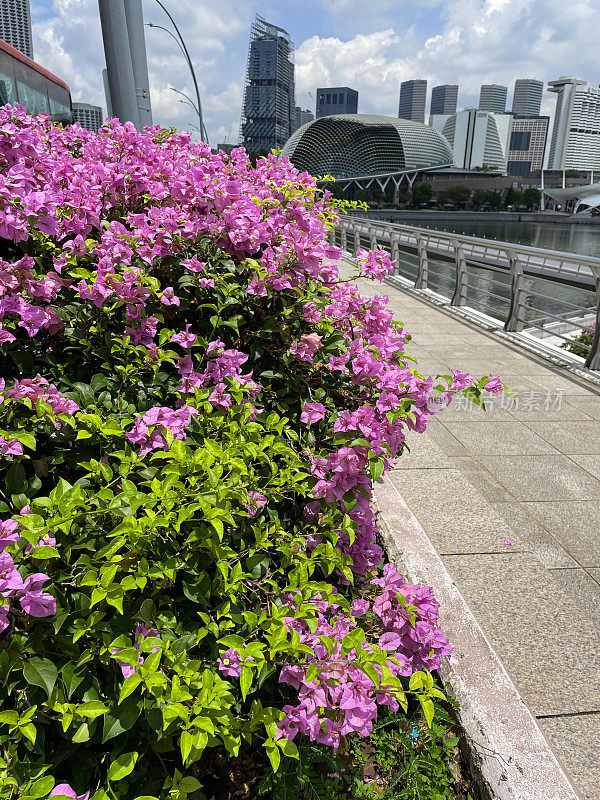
(337, 215, 600, 371)
(344, 214, 600, 273)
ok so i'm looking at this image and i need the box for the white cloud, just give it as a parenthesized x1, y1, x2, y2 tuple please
(32, 0, 250, 143)
(29, 0, 600, 145)
(295, 0, 600, 120)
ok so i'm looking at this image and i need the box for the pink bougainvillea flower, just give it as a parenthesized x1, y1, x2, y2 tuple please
(0, 325, 15, 344)
(50, 784, 90, 800)
(217, 648, 243, 677)
(0, 519, 19, 551)
(181, 255, 205, 273)
(484, 376, 503, 396)
(504, 537, 516, 547)
(451, 370, 475, 391)
(246, 490, 267, 517)
(300, 401, 326, 424)
(0, 551, 24, 595)
(160, 286, 180, 306)
(19, 573, 56, 617)
(289, 333, 323, 362)
(0, 436, 22, 456)
(351, 599, 370, 617)
(170, 324, 197, 348)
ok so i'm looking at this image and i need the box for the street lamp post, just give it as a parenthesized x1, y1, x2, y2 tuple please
(147, 0, 208, 142)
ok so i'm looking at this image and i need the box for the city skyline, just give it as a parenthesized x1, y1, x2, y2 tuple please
(14, 1, 600, 148)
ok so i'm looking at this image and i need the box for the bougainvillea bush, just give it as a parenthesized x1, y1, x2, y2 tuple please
(0, 107, 500, 800)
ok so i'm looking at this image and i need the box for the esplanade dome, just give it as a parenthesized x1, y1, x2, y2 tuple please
(281, 114, 453, 179)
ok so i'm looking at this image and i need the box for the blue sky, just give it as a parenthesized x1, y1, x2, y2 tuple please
(29, 1, 600, 145)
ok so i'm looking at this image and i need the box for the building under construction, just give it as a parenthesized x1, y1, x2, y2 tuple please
(240, 15, 295, 155)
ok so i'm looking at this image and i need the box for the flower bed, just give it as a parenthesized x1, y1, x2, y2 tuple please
(0, 108, 498, 800)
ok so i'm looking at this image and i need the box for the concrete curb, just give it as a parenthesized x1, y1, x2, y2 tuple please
(374, 474, 582, 800)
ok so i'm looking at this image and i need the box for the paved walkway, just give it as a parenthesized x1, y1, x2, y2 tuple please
(342, 264, 600, 799)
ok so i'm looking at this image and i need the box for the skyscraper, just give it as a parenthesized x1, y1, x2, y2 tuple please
(512, 79, 543, 116)
(315, 87, 358, 118)
(73, 103, 104, 134)
(507, 115, 549, 176)
(548, 77, 600, 170)
(430, 84, 458, 116)
(294, 106, 314, 131)
(479, 84, 508, 114)
(0, 0, 33, 59)
(240, 15, 295, 154)
(398, 80, 427, 123)
(439, 109, 512, 170)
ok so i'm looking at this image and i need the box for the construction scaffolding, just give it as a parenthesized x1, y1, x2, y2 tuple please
(239, 14, 295, 154)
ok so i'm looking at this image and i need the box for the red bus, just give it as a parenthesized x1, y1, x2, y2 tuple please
(0, 37, 72, 123)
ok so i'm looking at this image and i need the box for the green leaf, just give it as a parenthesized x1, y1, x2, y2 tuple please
(102, 697, 142, 742)
(419, 695, 435, 728)
(77, 700, 108, 719)
(264, 738, 281, 771)
(179, 777, 202, 792)
(277, 738, 299, 759)
(107, 751, 139, 782)
(240, 665, 252, 701)
(28, 776, 55, 798)
(369, 458, 385, 482)
(6, 462, 27, 496)
(23, 657, 58, 699)
(119, 673, 143, 704)
(72, 722, 91, 743)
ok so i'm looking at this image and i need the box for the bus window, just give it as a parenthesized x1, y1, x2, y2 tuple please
(14, 59, 49, 116)
(46, 79, 72, 122)
(0, 48, 16, 107)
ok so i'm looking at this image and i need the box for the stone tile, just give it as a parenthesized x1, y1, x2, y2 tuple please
(521, 421, 600, 456)
(522, 501, 600, 567)
(548, 568, 600, 630)
(539, 715, 600, 800)
(477, 455, 600, 501)
(451, 457, 515, 502)
(396, 433, 452, 470)
(589, 568, 600, 585)
(507, 398, 593, 421)
(569, 455, 600, 481)
(490, 501, 578, 569)
(390, 468, 521, 554)
(568, 396, 600, 420)
(526, 373, 599, 396)
(493, 374, 560, 395)
(443, 553, 600, 716)
(441, 419, 560, 455)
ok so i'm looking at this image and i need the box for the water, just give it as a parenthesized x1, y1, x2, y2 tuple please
(402, 218, 600, 259)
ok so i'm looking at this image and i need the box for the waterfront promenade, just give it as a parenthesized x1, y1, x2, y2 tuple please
(341, 260, 600, 799)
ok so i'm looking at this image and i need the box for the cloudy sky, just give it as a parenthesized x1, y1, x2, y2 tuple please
(30, 0, 600, 145)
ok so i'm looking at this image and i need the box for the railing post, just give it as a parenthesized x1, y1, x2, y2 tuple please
(415, 235, 429, 289)
(352, 224, 360, 255)
(585, 266, 600, 370)
(340, 223, 348, 253)
(369, 227, 378, 251)
(390, 232, 400, 276)
(504, 249, 526, 332)
(451, 242, 467, 306)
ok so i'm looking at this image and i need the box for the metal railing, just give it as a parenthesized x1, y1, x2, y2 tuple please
(334, 216, 600, 370)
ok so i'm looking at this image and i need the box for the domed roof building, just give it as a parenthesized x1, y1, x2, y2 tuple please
(282, 114, 453, 179)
